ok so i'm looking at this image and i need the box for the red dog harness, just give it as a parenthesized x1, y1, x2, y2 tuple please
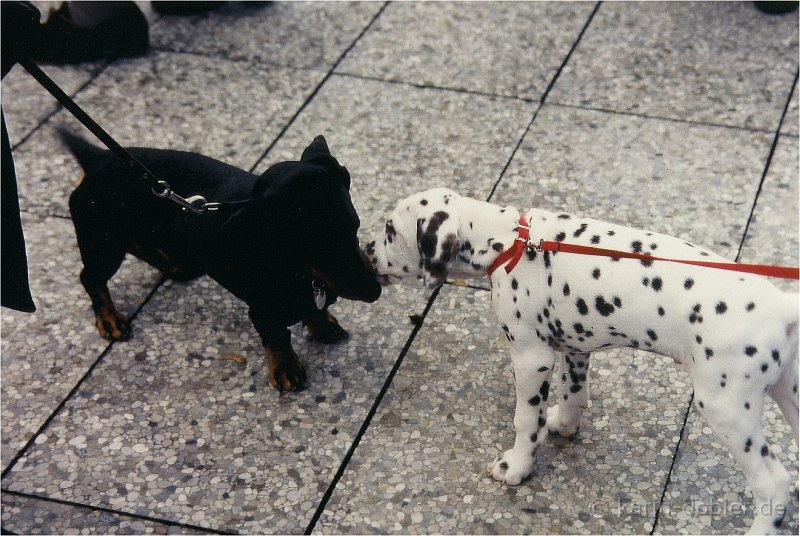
(487, 214, 800, 280)
(487, 216, 530, 278)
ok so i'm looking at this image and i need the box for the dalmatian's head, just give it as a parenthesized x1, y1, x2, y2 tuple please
(365, 188, 461, 290)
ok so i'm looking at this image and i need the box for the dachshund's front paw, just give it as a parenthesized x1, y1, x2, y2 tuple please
(267, 347, 307, 392)
(95, 310, 131, 341)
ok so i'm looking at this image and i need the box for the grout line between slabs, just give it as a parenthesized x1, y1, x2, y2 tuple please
(548, 100, 780, 136)
(147, 45, 330, 77)
(19, 209, 71, 221)
(333, 71, 540, 103)
(735, 69, 799, 264)
(649, 392, 695, 535)
(0, 489, 236, 535)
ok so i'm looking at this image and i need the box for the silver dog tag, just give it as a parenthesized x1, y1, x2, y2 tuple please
(312, 280, 326, 310)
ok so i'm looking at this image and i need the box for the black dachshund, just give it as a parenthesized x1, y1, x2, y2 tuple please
(62, 131, 380, 391)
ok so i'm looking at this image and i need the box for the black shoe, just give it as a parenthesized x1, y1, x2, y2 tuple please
(28, 1, 148, 65)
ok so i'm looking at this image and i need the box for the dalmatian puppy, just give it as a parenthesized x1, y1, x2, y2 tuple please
(365, 187, 798, 534)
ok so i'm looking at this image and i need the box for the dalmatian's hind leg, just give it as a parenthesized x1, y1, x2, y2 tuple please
(767, 342, 798, 442)
(694, 385, 791, 535)
(546, 351, 590, 438)
(489, 343, 556, 485)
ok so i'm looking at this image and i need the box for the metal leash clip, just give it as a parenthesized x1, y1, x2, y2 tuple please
(151, 180, 221, 213)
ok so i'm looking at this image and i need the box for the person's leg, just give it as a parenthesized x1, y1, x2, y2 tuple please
(1, 111, 35, 312)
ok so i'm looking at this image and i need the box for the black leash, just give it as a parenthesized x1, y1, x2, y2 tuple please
(18, 57, 230, 214)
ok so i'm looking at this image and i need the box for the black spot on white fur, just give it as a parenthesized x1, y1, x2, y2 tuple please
(651, 277, 663, 291)
(595, 296, 615, 316)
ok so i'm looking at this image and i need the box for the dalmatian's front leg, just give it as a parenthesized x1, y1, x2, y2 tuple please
(489, 343, 556, 485)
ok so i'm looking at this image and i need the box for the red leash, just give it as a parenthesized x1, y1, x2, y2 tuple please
(487, 216, 800, 280)
(538, 240, 800, 280)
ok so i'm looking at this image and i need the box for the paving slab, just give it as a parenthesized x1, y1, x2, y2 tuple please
(150, 1, 382, 70)
(549, 2, 799, 131)
(12, 51, 326, 218)
(1, 213, 161, 470)
(1, 492, 195, 535)
(739, 134, 800, 294)
(492, 104, 774, 258)
(1, 268, 427, 534)
(315, 283, 692, 534)
(254, 73, 538, 233)
(337, 1, 595, 100)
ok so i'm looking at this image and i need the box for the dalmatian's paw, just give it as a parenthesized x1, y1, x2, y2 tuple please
(488, 449, 534, 485)
(545, 405, 580, 438)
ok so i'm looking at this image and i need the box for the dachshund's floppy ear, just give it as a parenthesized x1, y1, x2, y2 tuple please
(416, 209, 461, 290)
(300, 135, 351, 190)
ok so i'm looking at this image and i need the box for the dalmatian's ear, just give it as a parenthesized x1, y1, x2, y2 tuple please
(416, 210, 461, 289)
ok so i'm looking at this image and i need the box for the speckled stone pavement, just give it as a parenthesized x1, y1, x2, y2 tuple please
(1, 2, 798, 534)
